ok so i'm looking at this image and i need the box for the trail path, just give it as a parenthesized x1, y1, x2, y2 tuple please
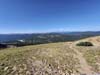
(67, 43, 94, 75)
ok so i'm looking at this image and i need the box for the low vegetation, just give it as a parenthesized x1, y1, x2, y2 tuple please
(76, 41, 93, 46)
(0, 36, 100, 75)
(75, 44, 100, 73)
(0, 43, 80, 75)
(84, 49, 100, 73)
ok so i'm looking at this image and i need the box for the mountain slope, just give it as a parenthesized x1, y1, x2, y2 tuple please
(0, 36, 100, 75)
(73, 36, 100, 73)
(1, 31, 100, 43)
(0, 42, 80, 75)
(75, 36, 100, 46)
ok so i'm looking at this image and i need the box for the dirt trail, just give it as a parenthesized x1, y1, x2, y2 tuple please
(67, 43, 94, 75)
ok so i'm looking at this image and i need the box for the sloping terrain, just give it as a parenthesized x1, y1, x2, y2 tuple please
(73, 36, 100, 74)
(69, 45, 93, 75)
(75, 36, 100, 46)
(0, 36, 100, 75)
(0, 43, 80, 75)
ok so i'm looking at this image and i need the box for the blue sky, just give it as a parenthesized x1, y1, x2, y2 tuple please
(0, 0, 100, 33)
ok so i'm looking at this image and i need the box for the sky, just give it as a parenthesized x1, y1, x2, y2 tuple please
(0, 0, 100, 33)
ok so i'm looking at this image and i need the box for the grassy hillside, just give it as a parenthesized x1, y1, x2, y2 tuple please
(0, 36, 100, 75)
(0, 42, 80, 75)
(74, 36, 100, 73)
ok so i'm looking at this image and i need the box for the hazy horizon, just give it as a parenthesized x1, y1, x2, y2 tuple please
(0, 30, 100, 34)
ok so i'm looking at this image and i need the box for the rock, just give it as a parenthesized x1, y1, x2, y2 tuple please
(23, 64, 27, 70)
(26, 71, 31, 75)
(19, 68, 24, 73)
(4, 67, 9, 71)
(12, 66, 17, 72)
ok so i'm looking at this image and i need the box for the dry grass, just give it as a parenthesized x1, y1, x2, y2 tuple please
(0, 42, 80, 75)
(0, 36, 100, 75)
(74, 36, 100, 73)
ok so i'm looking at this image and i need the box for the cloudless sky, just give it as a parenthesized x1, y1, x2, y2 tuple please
(0, 0, 100, 33)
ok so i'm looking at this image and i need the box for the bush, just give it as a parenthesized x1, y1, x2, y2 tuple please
(76, 42, 93, 46)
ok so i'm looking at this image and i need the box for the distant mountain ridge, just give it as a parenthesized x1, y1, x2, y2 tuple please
(0, 31, 100, 43)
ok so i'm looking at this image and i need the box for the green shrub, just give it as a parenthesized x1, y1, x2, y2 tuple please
(76, 42, 93, 46)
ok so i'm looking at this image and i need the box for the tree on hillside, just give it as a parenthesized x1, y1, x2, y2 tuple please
(76, 42, 93, 46)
